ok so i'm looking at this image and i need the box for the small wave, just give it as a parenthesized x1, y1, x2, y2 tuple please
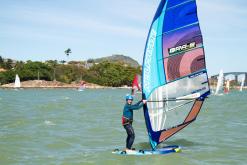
(230, 122, 247, 126)
(64, 97, 70, 100)
(215, 93, 224, 96)
(47, 155, 54, 158)
(163, 138, 205, 147)
(44, 120, 56, 126)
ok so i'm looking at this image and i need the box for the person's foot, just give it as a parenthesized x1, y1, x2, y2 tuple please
(125, 148, 136, 153)
(125, 148, 135, 151)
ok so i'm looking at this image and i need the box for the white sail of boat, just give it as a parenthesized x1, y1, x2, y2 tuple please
(240, 76, 245, 92)
(14, 74, 21, 88)
(215, 69, 224, 95)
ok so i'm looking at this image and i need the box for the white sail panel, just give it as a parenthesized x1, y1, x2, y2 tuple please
(147, 72, 209, 131)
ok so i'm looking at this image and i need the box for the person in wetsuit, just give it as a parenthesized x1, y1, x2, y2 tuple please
(122, 94, 147, 151)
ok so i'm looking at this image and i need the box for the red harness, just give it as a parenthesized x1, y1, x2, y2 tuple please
(122, 116, 133, 125)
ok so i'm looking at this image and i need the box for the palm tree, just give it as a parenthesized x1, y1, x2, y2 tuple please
(64, 48, 72, 63)
(60, 60, 66, 64)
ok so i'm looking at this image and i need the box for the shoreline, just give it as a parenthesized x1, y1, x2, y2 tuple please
(0, 86, 132, 89)
(0, 80, 246, 90)
(0, 80, 131, 89)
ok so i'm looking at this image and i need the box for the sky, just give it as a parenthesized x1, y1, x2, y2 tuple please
(0, 0, 246, 76)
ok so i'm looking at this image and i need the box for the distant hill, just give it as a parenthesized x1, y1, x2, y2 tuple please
(92, 54, 140, 68)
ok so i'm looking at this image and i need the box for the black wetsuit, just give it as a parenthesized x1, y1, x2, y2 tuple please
(122, 101, 143, 149)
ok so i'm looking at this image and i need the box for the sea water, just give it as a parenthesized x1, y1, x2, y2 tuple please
(0, 89, 246, 165)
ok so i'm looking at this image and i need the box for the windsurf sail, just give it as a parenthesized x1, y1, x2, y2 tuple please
(142, 0, 210, 150)
(215, 69, 224, 95)
(14, 74, 21, 88)
(131, 74, 141, 95)
(240, 76, 245, 92)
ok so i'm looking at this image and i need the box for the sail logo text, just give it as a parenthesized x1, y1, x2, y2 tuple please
(143, 29, 157, 94)
(168, 42, 196, 55)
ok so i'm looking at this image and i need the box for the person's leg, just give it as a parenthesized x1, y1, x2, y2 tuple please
(124, 125, 130, 149)
(124, 124, 135, 149)
(127, 124, 135, 149)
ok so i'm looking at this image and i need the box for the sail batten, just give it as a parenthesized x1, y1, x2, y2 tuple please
(142, 0, 210, 150)
(167, 0, 196, 9)
(163, 22, 199, 36)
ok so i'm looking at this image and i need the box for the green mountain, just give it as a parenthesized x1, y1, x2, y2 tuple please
(92, 54, 140, 68)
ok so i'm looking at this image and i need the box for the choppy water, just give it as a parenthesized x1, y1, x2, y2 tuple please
(0, 89, 246, 165)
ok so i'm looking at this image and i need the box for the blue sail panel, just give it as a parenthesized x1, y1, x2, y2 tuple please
(164, 1, 198, 33)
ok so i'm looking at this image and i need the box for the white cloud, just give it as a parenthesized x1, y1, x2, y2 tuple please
(0, 1, 157, 40)
(198, 0, 247, 29)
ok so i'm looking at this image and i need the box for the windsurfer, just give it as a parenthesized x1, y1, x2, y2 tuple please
(122, 94, 147, 151)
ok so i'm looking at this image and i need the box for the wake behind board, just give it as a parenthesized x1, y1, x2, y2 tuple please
(112, 145, 181, 155)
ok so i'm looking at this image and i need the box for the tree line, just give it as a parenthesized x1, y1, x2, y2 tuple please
(0, 57, 141, 87)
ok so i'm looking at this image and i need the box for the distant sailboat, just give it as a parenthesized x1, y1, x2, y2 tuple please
(215, 70, 224, 95)
(78, 81, 85, 91)
(240, 76, 245, 92)
(14, 74, 21, 88)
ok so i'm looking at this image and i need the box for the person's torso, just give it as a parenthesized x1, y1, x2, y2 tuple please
(123, 104, 133, 120)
